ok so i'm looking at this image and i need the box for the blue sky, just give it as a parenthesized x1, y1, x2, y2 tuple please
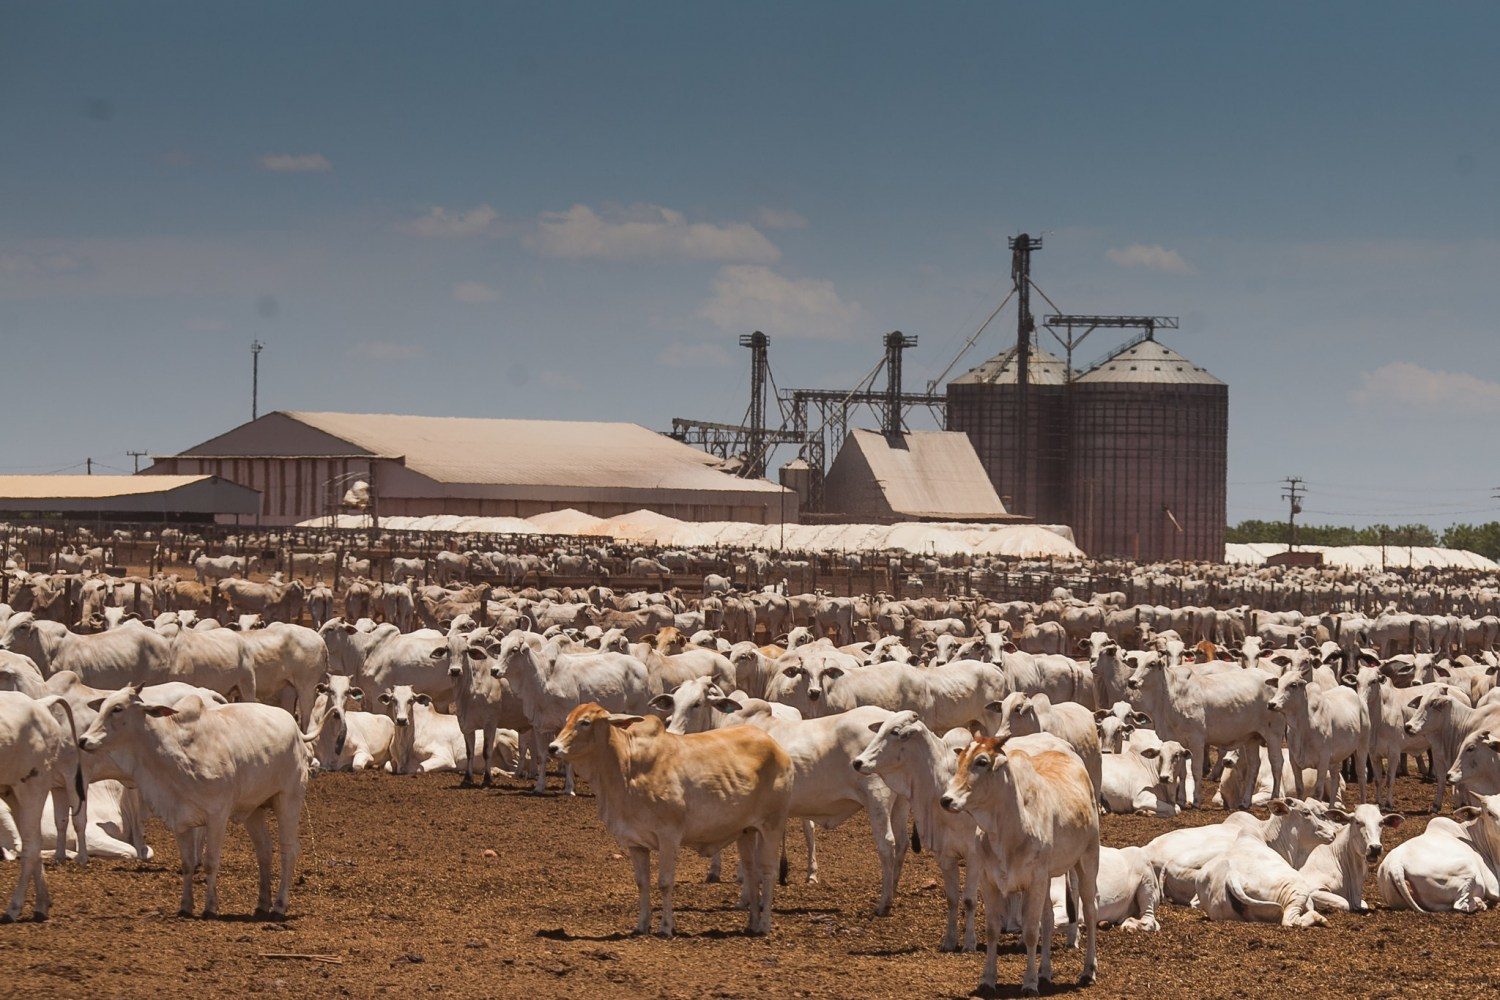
(2, 2, 1498, 527)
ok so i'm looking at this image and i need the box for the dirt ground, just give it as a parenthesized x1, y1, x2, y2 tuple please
(2, 769, 1497, 1000)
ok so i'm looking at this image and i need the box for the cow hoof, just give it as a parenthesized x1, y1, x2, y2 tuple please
(31, 911, 48, 923)
(0, 914, 13, 925)
(1022, 988, 1039, 998)
(705, 873, 721, 884)
(177, 908, 193, 919)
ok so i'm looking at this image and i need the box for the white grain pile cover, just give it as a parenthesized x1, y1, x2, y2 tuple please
(1224, 543, 1497, 571)
(527, 508, 606, 533)
(588, 509, 686, 539)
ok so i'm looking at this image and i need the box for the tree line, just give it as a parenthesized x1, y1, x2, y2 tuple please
(1225, 520, 1500, 561)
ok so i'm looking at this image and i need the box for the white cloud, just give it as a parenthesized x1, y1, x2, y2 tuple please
(452, 281, 501, 304)
(257, 153, 332, 173)
(538, 370, 582, 391)
(399, 204, 501, 239)
(1105, 243, 1195, 274)
(1351, 362, 1500, 414)
(657, 342, 732, 368)
(529, 203, 779, 262)
(755, 207, 808, 231)
(698, 265, 861, 340)
(0, 250, 87, 277)
(349, 340, 425, 361)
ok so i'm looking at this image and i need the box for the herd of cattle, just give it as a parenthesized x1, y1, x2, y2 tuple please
(4, 536, 1500, 994)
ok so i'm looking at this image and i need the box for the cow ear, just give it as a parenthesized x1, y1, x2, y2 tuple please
(342, 623, 357, 635)
(144, 704, 177, 718)
(966, 719, 987, 740)
(1129, 712, 1153, 727)
(1268, 799, 1290, 815)
(379, 693, 393, 704)
(780, 666, 801, 678)
(86, 696, 107, 711)
(316, 682, 331, 694)
(429, 646, 448, 660)
(607, 714, 645, 729)
(1453, 806, 1483, 822)
(414, 694, 432, 706)
(1406, 695, 1423, 710)
(1093, 708, 1111, 721)
(1264, 676, 1279, 689)
(1139, 747, 1160, 759)
(985, 701, 1004, 714)
(867, 721, 885, 734)
(1327, 809, 1352, 824)
(1001, 641, 1018, 653)
(711, 698, 739, 713)
(466, 646, 488, 660)
(1338, 674, 1357, 688)
(648, 694, 675, 711)
(349, 688, 364, 700)
(1381, 813, 1404, 828)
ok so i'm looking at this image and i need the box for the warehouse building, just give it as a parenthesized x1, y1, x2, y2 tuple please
(820, 429, 1023, 523)
(146, 410, 796, 526)
(0, 475, 260, 522)
(947, 334, 1226, 562)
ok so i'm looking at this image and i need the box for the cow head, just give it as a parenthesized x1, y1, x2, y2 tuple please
(77, 683, 177, 752)
(852, 710, 923, 776)
(940, 734, 1006, 813)
(379, 685, 430, 727)
(1448, 730, 1500, 792)
(649, 677, 738, 735)
(548, 702, 646, 760)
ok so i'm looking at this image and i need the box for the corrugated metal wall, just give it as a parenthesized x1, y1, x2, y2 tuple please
(1067, 383, 1227, 561)
(946, 382, 1070, 522)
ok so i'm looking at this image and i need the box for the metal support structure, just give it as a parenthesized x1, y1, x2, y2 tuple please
(882, 331, 918, 439)
(1043, 314, 1180, 374)
(740, 331, 769, 477)
(251, 340, 265, 420)
(1008, 233, 1041, 513)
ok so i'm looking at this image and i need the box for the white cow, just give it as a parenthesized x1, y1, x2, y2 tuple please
(1193, 829, 1329, 927)
(768, 657, 1008, 733)
(853, 710, 979, 951)
(1299, 803, 1402, 913)
(1143, 799, 1343, 904)
(77, 686, 310, 918)
(1096, 845, 1162, 931)
(0, 692, 83, 921)
(1212, 745, 1343, 810)
(447, 634, 532, 785)
(1404, 690, 1500, 812)
(1099, 741, 1191, 817)
(1267, 664, 1368, 804)
(1447, 729, 1500, 796)
(306, 675, 393, 772)
(942, 731, 1099, 996)
(492, 631, 649, 794)
(985, 692, 1103, 796)
(1377, 796, 1500, 912)
(379, 684, 509, 775)
(1126, 653, 1288, 808)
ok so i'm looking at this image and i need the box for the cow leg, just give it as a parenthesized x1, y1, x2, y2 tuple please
(865, 794, 902, 915)
(530, 731, 551, 794)
(68, 779, 88, 867)
(1038, 880, 1056, 983)
(481, 724, 497, 787)
(1265, 736, 1288, 802)
(939, 856, 961, 951)
(2, 788, 47, 922)
(705, 849, 722, 884)
(655, 842, 679, 937)
(802, 819, 818, 884)
(1077, 854, 1100, 985)
(49, 789, 72, 865)
(629, 847, 652, 935)
(979, 881, 1004, 990)
(173, 828, 198, 916)
(755, 826, 780, 934)
(1020, 876, 1048, 995)
(199, 818, 228, 917)
(460, 724, 478, 786)
(563, 763, 575, 797)
(960, 857, 979, 952)
(273, 792, 302, 917)
(1190, 736, 1208, 808)
(243, 808, 274, 916)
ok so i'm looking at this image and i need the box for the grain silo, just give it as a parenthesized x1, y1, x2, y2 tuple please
(945, 344, 1072, 522)
(1068, 337, 1226, 562)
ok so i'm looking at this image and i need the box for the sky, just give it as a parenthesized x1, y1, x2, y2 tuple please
(2, 2, 1499, 529)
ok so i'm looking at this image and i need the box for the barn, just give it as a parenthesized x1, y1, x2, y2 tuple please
(0, 474, 260, 522)
(145, 410, 797, 526)
(820, 429, 1024, 523)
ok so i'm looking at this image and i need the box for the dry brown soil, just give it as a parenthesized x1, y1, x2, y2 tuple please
(2, 769, 1498, 999)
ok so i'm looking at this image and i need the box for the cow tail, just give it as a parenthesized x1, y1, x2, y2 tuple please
(910, 821, 922, 854)
(40, 695, 85, 800)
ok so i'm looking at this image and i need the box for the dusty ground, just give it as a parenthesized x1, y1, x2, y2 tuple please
(2, 769, 1497, 999)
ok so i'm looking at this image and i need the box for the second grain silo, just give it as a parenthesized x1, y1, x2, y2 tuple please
(1068, 336, 1226, 562)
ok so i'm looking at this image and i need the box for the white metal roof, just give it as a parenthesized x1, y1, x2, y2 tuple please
(951, 344, 1072, 386)
(0, 475, 222, 499)
(279, 411, 786, 494)
(833, 429, 1015, 520)
(1076, 338, 1223, 385)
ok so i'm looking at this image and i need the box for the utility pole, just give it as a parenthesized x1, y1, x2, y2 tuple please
(1281, 477, 1305, 551)
(127, 450, 148, 474)
(1008, 233, 1041, 514)
(251, 340, 265, 420)
(85, 457, 93, 475)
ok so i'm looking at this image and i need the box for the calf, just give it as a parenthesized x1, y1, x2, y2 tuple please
(1194, 829, 1329, 927)
(986, 692, 1102, 796)
(1267, 665, 1368, 804)
(942, 734, 1100, 996)
(306, 675, 394, 772)
(1299, 803, 1402, 913)
(76, 686, 309, 918)
(380, 685, 500, 775)
(1099, 742, 1191, 817)
(549, 703, 791, 936)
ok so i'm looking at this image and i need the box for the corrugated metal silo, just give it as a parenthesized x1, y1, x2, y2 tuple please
(1069, 338, 1226, 562)
(945, 345, 1072, 521)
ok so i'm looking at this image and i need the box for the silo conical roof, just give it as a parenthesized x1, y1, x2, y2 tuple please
(950, 343, 1072, 385)
(1075, 337, 1223, 385)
